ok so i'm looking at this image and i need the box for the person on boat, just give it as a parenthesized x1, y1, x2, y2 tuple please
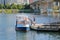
(33, 16, 35, 21)
(16, 16, 27, 27)
(24, 17, 31, 27)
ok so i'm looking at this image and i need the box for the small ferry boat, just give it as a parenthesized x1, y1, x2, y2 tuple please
(15, 14, 31, 31)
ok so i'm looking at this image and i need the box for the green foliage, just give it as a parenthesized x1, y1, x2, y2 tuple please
(24, 4, 32, 9)
(11, 3, 17, 9)
(10, 3, 24, 9)
(0, 9, 2, 13)
(3, 9, 18, 14)
(0, 4, 4, 9)
(0, 3, 32, 10)
(5, 4, 11, 9)
(17, 4, 24, 10)
(4, 9, 12, 13)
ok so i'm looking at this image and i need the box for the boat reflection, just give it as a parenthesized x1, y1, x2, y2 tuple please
(16, 31, 29, 40)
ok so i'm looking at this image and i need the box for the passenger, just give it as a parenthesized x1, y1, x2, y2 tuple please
(32, 16, 35, 21)
(33, 16, 36, 25)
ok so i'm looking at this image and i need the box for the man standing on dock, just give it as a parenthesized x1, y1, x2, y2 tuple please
(33, 16, 36, 25)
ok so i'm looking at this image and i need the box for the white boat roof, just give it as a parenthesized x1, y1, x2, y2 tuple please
(16, 14, 29, 21)
(16, 14, 28, 17)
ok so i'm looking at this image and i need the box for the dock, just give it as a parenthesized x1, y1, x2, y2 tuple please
(30, 16, 60, 31)
(30, 23, 60, 31)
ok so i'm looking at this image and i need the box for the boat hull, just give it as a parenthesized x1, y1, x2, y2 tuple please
(30, 28, 60, 32)
(15, 27, 30, 31)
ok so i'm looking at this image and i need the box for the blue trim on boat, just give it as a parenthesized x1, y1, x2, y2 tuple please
(16, 27, 30, 31)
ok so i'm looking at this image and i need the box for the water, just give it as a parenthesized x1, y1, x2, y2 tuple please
(0, 14, 16, 40)
(16, 31, 60, 40)
(0, 13, 60, 40)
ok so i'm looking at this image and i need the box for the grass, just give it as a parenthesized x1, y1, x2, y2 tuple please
(0, 9, 19, 14)
(0, 9, 2, 13)
(4, 9, 12, 14)
(0, 9, 33, 14)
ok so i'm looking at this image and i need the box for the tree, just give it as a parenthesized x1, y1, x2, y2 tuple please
(0, 4, 4, 9)
(11, 3, 17, 9)
(24, 4, 32, 9)
(5, 4, 11, 9)
(17, 4, 24, 10)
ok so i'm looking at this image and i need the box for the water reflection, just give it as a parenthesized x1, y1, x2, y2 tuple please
(16, 31, 60, 40)
(16, 31, 36, 40)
